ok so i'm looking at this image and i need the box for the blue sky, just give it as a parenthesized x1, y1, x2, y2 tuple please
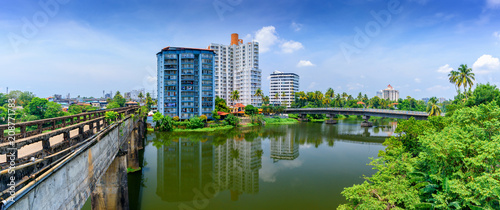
(1, 0, 499, 99)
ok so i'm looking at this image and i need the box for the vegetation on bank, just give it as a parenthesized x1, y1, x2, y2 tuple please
(339, 65, 500, 209)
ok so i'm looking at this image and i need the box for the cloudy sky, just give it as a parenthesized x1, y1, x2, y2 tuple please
(1, 0, 499, 99)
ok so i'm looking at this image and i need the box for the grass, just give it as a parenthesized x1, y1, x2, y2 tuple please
(264, 117, 298, 125)
(127, 167, 142, 173)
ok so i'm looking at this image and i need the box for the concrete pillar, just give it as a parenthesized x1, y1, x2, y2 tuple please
(325, 114, 337, 124)
(127, 129, 140, 171)
(299, 114, 309, 122)
(361, 115, 373, 127)
(91, 154, 129, 210)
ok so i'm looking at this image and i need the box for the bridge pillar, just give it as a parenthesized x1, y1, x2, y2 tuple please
(298, 114, 309, 122)
(325, 114, 337, 124)
(361, 115, 373, 127)
(91, 152, 129, 210)
(127, 128, 140, 172)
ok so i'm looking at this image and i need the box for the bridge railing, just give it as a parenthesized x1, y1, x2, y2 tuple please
(0, 106, 137, 142)
(285, 107, 429, 116)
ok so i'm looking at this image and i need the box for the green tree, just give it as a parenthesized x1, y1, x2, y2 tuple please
(254, 88, 263, 102)
(187, 117, 204, 129)
(215, 96, 230, 112)
(68, 104, 83, 115)
(113, 91, 126, 107)
(138, 92, 144, 103)
(465, 83, 500, 107)
(457, 64, 475, 97)
(230, 90, 240, 104)
(44, 102, 63, 118)
(107, 102, 120, 109)
(244, 105, 258, 115)
(325, 88, 335, 99)
(26, 97, 48, 118)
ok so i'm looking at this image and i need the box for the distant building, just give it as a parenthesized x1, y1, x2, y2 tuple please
(269, 71, 299, 107)
(104, 92, 112, 99)
(438, 97, 446, 103)
(209, 33, 262, 106)
(270, 133, 299, 161)
(422, 98, 430, 104)
(377, 85, 399, 101)
(156, 46, 215, 119)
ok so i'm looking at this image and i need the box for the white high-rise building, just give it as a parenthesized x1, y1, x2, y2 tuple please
(377, 84, 399, 101)
(269, 71, 299, 107)
(209, 33, 262, 106)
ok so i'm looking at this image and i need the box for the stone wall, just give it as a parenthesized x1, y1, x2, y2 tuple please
(9, 117, 139, 210)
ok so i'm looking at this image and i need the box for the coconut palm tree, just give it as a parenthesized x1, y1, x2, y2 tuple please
(342, 92, 348, 101)
(263, 96, 270, 105)
(274, 92, 279, 106)
(357, 92, 363, 100)
(230, 90, 240, 104)
(427, 101, 442, 116)
(448, 70, 459, 92)
(255, 88, 263, 99)
(325, 88, 335, 99)
(457, 64, 475, 98)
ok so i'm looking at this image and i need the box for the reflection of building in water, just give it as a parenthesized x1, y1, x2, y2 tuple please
(213, 139, 262, 201)
(270, 133, 299, 161)
(156, 138, 214, 202)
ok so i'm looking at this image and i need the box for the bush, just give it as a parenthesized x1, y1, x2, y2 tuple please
(105, 111, 118, 123)
(157, 116, 174, 131)
(187, 117, 205, 129)
(107, 102, 120, 109)
(200, 115, 207, 121)
(224, 114, 239, 126)
(173, 116, 179, 121)
(251, 114, 264, 125)
(211, 109, 220, 120)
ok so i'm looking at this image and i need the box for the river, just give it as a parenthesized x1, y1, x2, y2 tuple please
(83, 118, 396, 210)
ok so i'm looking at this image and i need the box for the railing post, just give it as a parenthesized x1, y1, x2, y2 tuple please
(38, 123, 43, 134)
(41, 136, 51, 153)
(20, 125, 26, 139)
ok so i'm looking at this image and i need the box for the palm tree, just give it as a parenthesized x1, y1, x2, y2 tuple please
(448, 70, 459, 92)
(274, 92, 279, 106)
(325, 88, 335, 99)
(357, 92, 363, 100)
(457, 64, 475, 98)
(230, 90, 240, 104)
(342, 92, 348, 100)
(255, 88, 263, 100)
(263, 96, 270, 105)
(427, 101, 442, 116)
(138, 92, 144, 103)
(281, 92, 287, 106)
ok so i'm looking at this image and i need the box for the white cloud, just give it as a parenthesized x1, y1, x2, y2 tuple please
(297, 60, 315, 67)
(281, 40, 304, 53)
(255, 26, 279, 53)
(254, 26, 304, 53)
(291, 21, 303, 32)
(487, 0, 500, 8)
(473, 54, 500, 74)
(414, 78, 421, 83)
(426, 85, 450, 92)
(437, 64, 453, 73)
(414, 89, 421, 92)
(494, 31, 500, 40)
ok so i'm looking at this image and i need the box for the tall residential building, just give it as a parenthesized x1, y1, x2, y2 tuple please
(377, 84, 399, 101)
(209, 33, 262, 106)
(156, 47, 215, 120)
(269, 71, 299, 107)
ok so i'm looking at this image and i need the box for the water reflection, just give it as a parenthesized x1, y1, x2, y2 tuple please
(148, 120, 394, 209)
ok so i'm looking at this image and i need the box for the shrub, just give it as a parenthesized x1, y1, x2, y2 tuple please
(251, 114, 264, 125)
(173, 116, 179, 121)
(105, 111, 118, 123)
(187, 117, 205, 129)
(212, 109, 220, 120)
(224, 114, 239, 126)
(200, 115, 207, 121)
(157, 115, 174, 131)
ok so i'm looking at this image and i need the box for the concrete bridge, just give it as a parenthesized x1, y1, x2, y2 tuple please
(0, 106, 145, 210)
(285, 108, 430, 126)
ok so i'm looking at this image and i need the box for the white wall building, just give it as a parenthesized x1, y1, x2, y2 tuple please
(377, 84, 399, 101)
(269, 71, 299, 107)
(209, 33, 262, 106)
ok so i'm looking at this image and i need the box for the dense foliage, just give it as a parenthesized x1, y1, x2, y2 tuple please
(187, 117, 205, 129)
(224, 114, 239, 126)
(339, 102, 500, 210)
(245, 105, 258, 115)
(215, 96, 230, 113)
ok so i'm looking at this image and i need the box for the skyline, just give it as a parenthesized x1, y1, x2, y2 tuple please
(1, 0, 500, 99)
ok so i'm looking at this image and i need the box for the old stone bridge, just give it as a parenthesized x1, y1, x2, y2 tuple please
(0, 106, 145, 210)
(284, 108, 430, 126)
